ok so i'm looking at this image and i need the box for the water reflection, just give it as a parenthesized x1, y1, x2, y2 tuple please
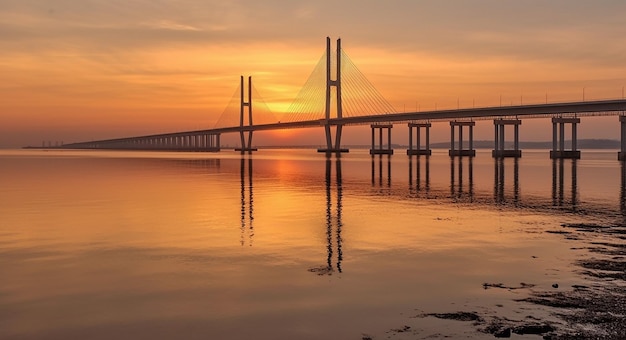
(450, 156, 474, 200)
(551, 159, 578, 209)
(310, 159, 343, 275)
(175, 158, 221, 169)
(371, 155, 391, 188)
(493, 158, 520, 205)
(619, 161, 626, 216)
(409, 155, 430, 194)
(240, 157, 254, 246)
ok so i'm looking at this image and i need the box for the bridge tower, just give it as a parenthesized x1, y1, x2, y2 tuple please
(317, 37, 349, 155)
(235, 76, 258, 153)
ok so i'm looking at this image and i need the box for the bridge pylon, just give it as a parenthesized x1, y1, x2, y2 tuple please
(235, 75, 258, 153)
(317, 37, 349, 155)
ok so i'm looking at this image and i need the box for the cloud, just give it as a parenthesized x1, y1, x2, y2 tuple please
(2, 0, 626, 147)
(140, 20, 202, 32)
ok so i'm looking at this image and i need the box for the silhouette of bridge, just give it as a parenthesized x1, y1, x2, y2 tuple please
(61, 37, 626, 160)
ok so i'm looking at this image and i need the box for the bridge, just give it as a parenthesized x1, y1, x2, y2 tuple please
(61, 38, 626, 160)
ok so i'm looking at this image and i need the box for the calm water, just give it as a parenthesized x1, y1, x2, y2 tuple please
(1, 148, 624, 339)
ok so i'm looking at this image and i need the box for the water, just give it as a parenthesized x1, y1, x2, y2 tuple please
(0, 149, 624, 339)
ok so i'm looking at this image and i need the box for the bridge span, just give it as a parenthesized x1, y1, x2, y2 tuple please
(58, 37, 626, 160)
(61, 98, 626, 159)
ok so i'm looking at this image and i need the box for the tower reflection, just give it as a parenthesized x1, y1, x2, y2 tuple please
(493, 158, 520, 205)
(450, 156, 474, 200)
(551, 158, 578, 209)
(409, 155, 430, 194)
(310, 158, 343, 275)
(371, 155, 391, 188)
(240, 157, 254, 246)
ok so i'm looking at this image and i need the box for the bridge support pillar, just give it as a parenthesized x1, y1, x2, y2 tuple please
(492, 119, 522, 157)
(235, 131, 257, 153)
(407, 123, 431, 155)
(206, 133, 220, 152)
(449, 121, 476, 157)
(370, 124, 393, 155)
(550, 117, 580, 159)
(619, 116, 626, 161)
(318, 124, 349, 154)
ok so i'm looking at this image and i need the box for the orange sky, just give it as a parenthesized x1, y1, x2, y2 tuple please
(1, 1, 626, 148)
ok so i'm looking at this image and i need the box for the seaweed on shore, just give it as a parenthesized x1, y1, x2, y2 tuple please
(519, 287, 626, 339)
(483, 282, 536, 290)
(523, 224, 626, 338)
(415, 311, 482, 322)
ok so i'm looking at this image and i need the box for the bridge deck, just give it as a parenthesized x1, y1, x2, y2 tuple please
(62, 99, 626, 148)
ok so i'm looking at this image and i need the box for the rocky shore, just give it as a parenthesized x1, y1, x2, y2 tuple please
(364, 223, 626, 339)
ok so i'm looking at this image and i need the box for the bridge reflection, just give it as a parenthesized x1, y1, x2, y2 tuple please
(621, 161, 626, 216)
(240, 157, 254, 246)
(227, 152, 626, 272)
(551, 159, 578, 209)
(450, 156, 474, 200)
(347, 154, 594, 213)
(494, 158, 520, 205)
(409, 155, 430, 195)
(237, 156, 345, 273)
(222, 153, 626, 282)
(371, 155, 391, 188)
(310, 158, 343, 275)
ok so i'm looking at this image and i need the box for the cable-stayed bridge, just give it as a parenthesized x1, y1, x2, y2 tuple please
(62, 37, 626, 160)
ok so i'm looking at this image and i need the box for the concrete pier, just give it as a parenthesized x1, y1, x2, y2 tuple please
(318, 125, 349, 154)
(550, 117, 580, 159)
(370, 124, 393, 155)
(234, 131, 258, 152)
(449, 121, 476, 157)
(78, 132, 223, 152)
(204, 133, 221, 152)
(407, 122, 432, 155)
(492, 119, 522, 158)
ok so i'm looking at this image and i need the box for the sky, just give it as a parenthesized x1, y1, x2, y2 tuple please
(1, 0, 626, 148)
